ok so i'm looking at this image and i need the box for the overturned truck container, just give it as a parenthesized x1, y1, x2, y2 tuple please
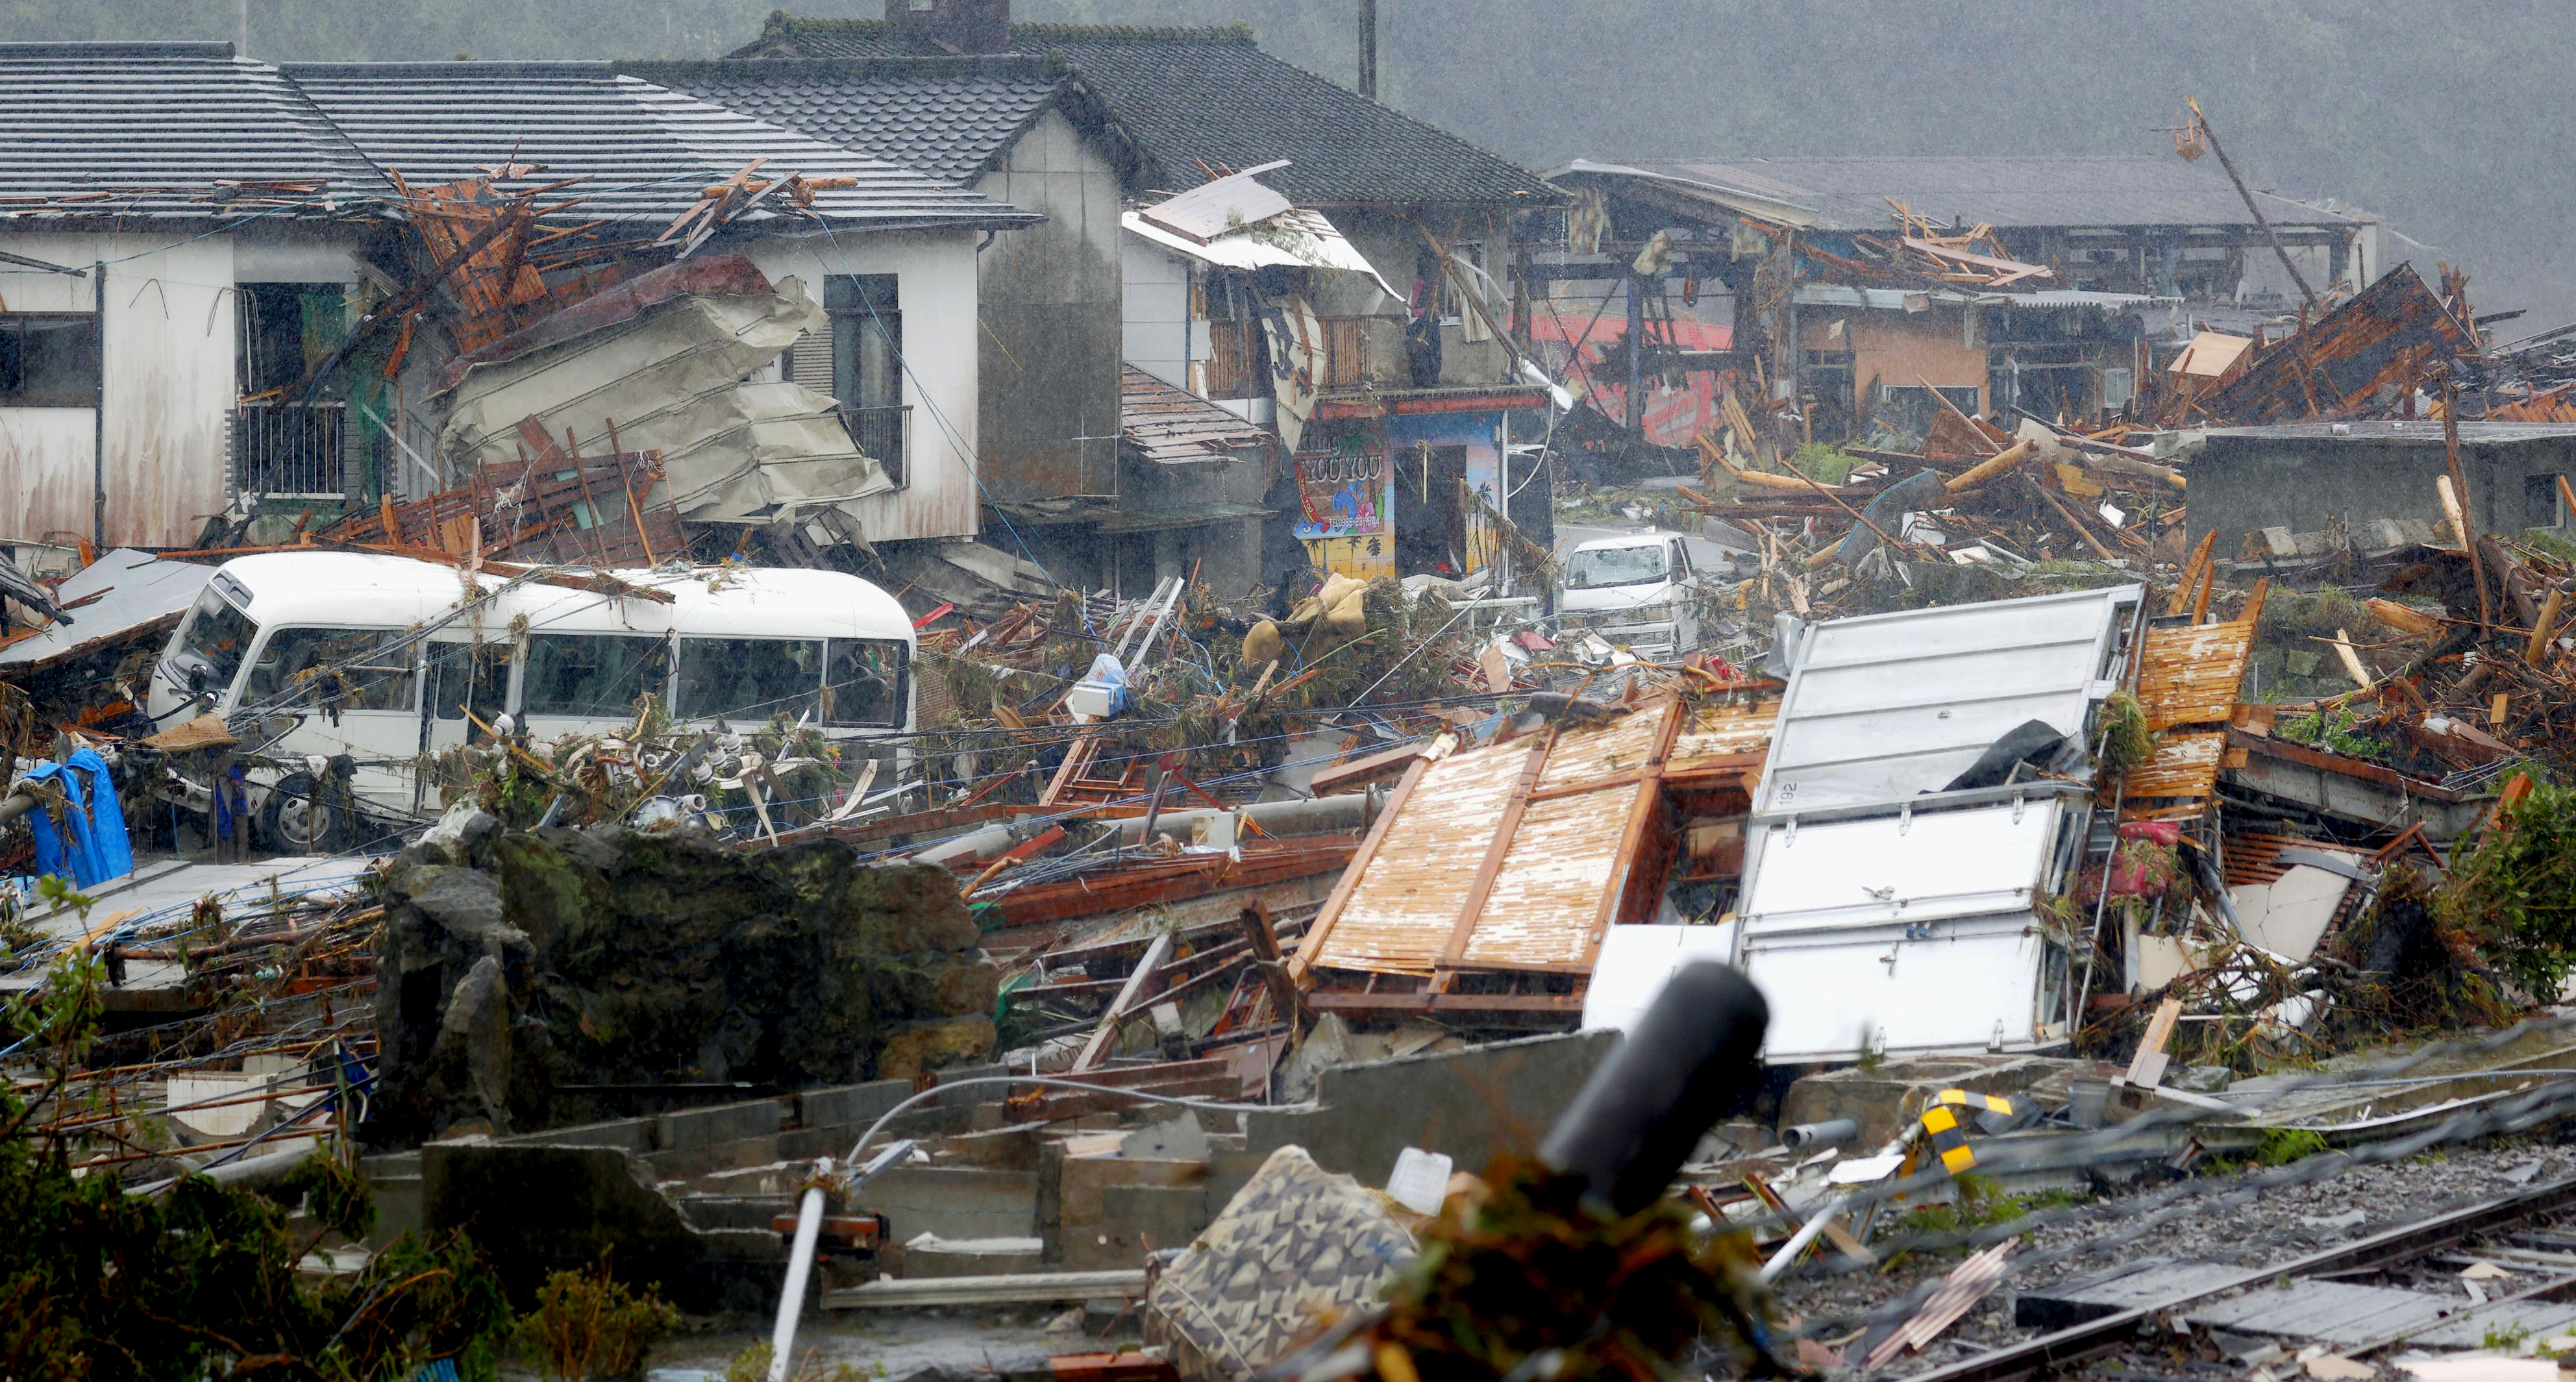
(1735, 584, 2146, 1063)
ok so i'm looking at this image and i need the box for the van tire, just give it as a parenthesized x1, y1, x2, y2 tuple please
(260, 772, 353, 854)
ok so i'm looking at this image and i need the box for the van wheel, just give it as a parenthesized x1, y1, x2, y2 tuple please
(260, 772, 353, 854)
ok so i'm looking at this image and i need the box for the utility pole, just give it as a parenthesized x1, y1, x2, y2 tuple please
(1356, 0, 1378, 98)
(2184, 98, 2319, 311)
(238, 0, 249, 54)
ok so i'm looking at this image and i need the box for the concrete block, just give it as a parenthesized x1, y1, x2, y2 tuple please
(897, 1235, 1047, 1279)
(421, 1142, 782, 1315)
(501, 1115, 653, 1154)
(1063, 1184, 1209, 1270)
(1056, 1154, 1206, 1232)
(656, 1098, 788, 1153)
(1241, 1031, 1617, 1191)
(863, 1165, 1039, 1242)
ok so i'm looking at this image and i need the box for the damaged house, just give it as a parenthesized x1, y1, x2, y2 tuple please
(1539, 154, 2373, 447)
(0, 41, 1035, 560)
(728, 1, 1567, 589)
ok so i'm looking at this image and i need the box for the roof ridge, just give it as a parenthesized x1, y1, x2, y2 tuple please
(626, 53, 1069, 81)
(0, 40, 237, 60)
(759, 13, 1258, 44)
(281, 60, 619, 78)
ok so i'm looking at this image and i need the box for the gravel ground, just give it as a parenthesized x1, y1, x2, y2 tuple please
(1774, 1135, 2576, 1376)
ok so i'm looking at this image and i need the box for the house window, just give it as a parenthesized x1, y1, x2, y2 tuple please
(0, 313, 99, 407)
(2527, 473, 2568, 529)
(827, 274, 908, 485)
(238, 283, 345, 394)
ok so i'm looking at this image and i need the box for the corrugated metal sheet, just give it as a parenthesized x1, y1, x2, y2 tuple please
(2121, 730, 2227, 802)
(1120, 365, 1276, 466)
(1313, 735, 1533, 976)
(2135, 619, 2257, 730)
(1570, 155, 2354, 233)
(280, 62, 1036, 230)
(1670, 693, 1781, 771)
(1304, 694, 1746, 981)
(1468, 789, 1639, 969)
(1758, 585, 2140, 815)
(0, 42, 384, 219)
(1534, 700, 1665, 792)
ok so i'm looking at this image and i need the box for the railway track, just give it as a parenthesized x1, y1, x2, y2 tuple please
(1902, 1169, 2576, 1381)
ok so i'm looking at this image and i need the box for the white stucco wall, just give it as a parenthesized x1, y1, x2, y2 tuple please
(1122, 238, 1193, 391)
(747, 226, 986, 545)
(0, 227, 364, 548)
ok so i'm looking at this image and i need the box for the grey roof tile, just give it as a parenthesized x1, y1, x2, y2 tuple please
(279, 60, 1039, 230)
(625, 56, 1074, 188)
(0, 42, 388, 220)
(733, 18, 1558, 208)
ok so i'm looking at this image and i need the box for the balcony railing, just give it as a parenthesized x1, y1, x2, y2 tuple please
(840, 403, 911, 487)
(232, 400, 347, 499)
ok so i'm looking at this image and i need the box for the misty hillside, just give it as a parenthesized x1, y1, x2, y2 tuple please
(14, 0, 2566, 327)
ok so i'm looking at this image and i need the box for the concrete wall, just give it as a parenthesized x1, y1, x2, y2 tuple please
(0, 226, 362, 547)
(1226, 1030, 1617, 1203)
(974, 109, 1123, 502)
(1118, 441, 1276, 597)
(746, 227, 985, 545)
(2188, 431, 2576, 554)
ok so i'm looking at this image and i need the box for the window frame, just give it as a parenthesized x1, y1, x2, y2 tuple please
(822, 638, 910, 730)
(517, 632, 673, 721)
(675, 635, 829, 726)
(242, 624, 420, 715)
(0, 312, 101, 408)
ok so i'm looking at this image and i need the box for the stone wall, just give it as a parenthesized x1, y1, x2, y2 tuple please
(368, 811, 1000, 1144)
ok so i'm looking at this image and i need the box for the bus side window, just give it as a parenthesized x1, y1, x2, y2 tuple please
(677, 637, 824, 723)
(823, 639, 907, 728)
(246, 626, 415, 711)
(427, 641, 512, 732)
(523, 634, 671, 719)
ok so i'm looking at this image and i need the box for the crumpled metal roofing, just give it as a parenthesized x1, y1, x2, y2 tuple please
(280, 62, 1038, 230)
(1555, 154, 2355, 232)
(0, 42, 388, 219)
(1756, 584, 2144, 815)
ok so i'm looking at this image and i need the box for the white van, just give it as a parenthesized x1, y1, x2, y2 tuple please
(144, 552, 915, 850)
(1556, 531, 1705, 659)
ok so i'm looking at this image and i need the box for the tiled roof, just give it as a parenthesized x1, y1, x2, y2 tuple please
(280, 61, 1037, 230)
(1561, 155, 2355, 232)
(734, 17, 1558, 209)
(625, 56, 1115, 188)
(1121, 365, 1277, 465)
(0, 42, 388, 220)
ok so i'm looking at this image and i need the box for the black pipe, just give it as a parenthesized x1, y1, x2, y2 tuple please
(1537, 961, 1769, 1217)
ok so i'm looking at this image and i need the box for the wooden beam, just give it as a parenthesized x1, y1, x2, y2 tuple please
(1237, 904, 1304, 1030)
(1288, 751, 1432, 984)
(2167, 530, 2218, 617)
(1070, 930, 1172, 1074)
